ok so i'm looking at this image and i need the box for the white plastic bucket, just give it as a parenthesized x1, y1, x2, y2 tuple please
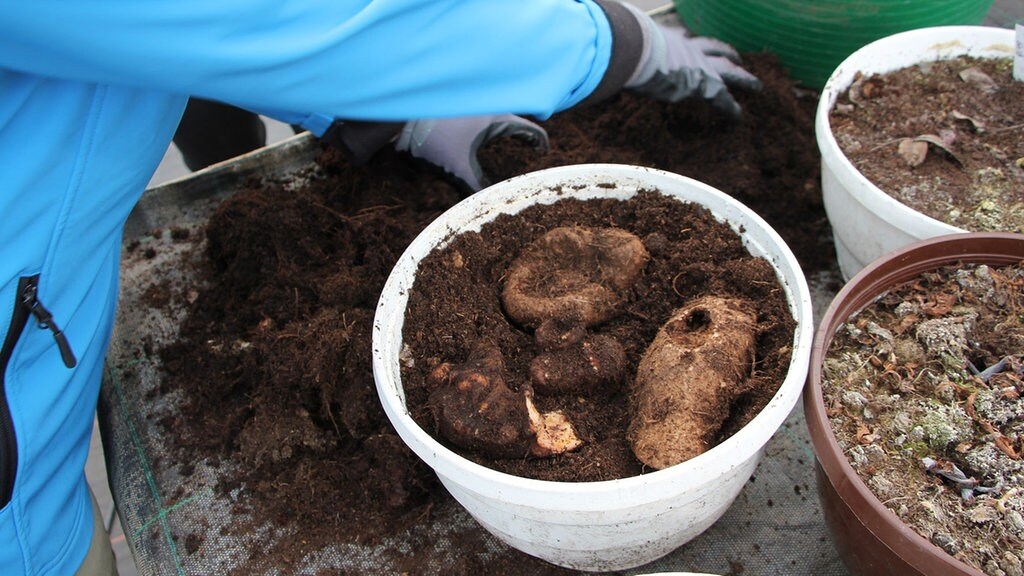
(371, 164, 814, 572)
(816, 26, 1015, 280)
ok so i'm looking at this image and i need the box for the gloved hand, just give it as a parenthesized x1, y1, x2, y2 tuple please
(319, 115, 548, 191)
(584, 1, 760, 118)
(394, 115, 549, 191)
(622, 3, 761, 117)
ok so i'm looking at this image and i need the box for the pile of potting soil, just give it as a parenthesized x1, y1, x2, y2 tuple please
(127, 52, 832, 574)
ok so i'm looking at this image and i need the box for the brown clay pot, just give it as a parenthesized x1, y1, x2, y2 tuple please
(804, 232, 1024, 576)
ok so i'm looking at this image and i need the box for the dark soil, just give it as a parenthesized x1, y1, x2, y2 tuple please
(153, 53, 830, 573)
(829, 55, 1024, 232)
(400, 191, 796, 481)
(822, 261, 1024, 575)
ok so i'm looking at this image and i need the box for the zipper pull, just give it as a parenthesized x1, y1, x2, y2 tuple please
(22, 284, 77, 369)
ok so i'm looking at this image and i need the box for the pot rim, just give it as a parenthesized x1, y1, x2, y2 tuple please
(814, 25, 1014, 235)
(372, 163, 815, 506)
(804, 232, 1024, 576)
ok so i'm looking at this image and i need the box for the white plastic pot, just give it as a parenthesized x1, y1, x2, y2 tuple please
(816, 26, 1015, 280)
(371, 164, 814, 571)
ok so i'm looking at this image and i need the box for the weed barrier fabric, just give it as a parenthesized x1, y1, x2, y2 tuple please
(98, 133, 847, 576)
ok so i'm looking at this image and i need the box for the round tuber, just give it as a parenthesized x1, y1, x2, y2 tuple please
(529, 318, 626, 396)
(501, 226, 649, 329)
(428, 341, 582, 459)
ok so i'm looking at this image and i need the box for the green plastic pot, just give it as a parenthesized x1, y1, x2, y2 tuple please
(674, 0, 994, 89)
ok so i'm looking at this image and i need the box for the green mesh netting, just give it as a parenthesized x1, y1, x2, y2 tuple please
(675, 0, 997, 89)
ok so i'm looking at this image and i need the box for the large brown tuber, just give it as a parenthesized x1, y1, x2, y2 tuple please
(628, 296, 758, 470)
(428, 341, 582, 459)
(501, 226, 649, 329)
(529, 318, 626, 396)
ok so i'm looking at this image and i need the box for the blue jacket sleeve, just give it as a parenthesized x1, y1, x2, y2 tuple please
(253, 109, 336, 137)
(0, 0, 613, 121)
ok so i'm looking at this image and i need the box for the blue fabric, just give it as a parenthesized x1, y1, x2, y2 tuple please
(0, 1, 612, 574)
(253, 108, 337, 137)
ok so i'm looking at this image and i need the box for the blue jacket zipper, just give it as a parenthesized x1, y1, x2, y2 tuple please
(0, 275, 76, 507)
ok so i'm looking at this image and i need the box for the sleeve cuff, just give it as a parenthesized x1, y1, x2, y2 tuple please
(576, 0, 645, 108)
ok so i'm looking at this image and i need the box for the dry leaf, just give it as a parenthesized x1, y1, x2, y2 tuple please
(896, 313, 922, 333)
(898, 138, 929, 167)
(951, 109, 985, 133)
(995, 436, 1021, 460)
(915, 134, 964, 168)
(921, 292, 956, 316)
(959, 66, 998, 93)
(915, 134, 954, 154)
(856, 423, 875, 445)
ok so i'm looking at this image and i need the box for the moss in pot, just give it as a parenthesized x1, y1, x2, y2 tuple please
(805, 232, 1024, 576)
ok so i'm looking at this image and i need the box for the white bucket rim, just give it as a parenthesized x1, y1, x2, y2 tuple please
(371, 163, 814, 508)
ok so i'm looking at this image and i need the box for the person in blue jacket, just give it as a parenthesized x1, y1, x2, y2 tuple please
(0, 1, 759, 573)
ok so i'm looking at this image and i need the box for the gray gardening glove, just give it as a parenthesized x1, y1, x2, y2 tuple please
(584, 1, 761, 118)
(319, 119, 405, 165)
(394, 115, 549, 191)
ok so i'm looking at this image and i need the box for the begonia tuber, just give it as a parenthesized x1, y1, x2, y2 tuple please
(628, 296, 757, 470)
(529, 318, 626, 396)
(428, 341, 582, 459)
(501, 226, 649, 329)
